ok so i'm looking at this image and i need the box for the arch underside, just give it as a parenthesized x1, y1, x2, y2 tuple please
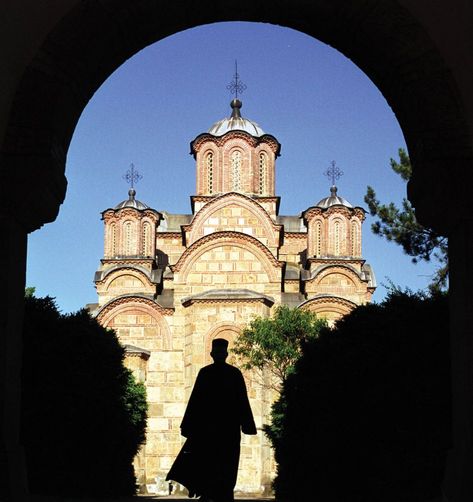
(2, 1, 471, 234)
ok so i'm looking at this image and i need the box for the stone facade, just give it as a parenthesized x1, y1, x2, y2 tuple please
(91, 99, 376, 495)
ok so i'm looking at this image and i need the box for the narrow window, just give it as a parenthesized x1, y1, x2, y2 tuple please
(142, 222, 152, 257)
(206, 152, 214, 194)
(334, 220, 340, 256)
(259, 152, 267, 195)
(351, 220, 358, 256)
(124, 221, 133, 255)
(231, 150, 242, 191)
(315, 221, 322, 256)
(110, 223, 116, 257)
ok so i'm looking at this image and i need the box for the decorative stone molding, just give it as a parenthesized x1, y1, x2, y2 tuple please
(95, 265, 161, 286)
(183, 192, 282, 246)
(181, 289, 275, 307)
(96, 294, 174, 322)
(298, 295, 358, 317)
(171, 231, 284, 276)
(304, 264, 366, 285)
(191, 131, 281, 156)
(124, 344, 151, 360)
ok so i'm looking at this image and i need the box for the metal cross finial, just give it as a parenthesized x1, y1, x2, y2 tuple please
(226, 60, 247, 99)
(324, 160, 344, 186)
(123, 163, 143, 189)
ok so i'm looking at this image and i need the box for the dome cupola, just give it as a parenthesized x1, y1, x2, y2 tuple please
(114, 188, 150, 211)
(315, 185, 353, 209)
(208, 99, 265, 137)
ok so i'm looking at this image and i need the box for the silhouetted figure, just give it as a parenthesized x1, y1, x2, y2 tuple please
(167, 338, 257, 502)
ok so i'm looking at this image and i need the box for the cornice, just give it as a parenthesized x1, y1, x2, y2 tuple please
(95, 294, 174, 323)
(307, 257, 365, 266)
(94, 264, 161, 285)
(102, 207, 161, 221)
(302, 205, 366, 222)
(284, 232, 307, 238)
(298, 295, 358, 311)
(303, 263, 366, 284)
(190, 131, 281, 157)
(181, 289, 275, 307)
(101, 257, 156, 267)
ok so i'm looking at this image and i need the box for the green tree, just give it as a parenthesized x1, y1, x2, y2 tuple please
(24, 286, 36, 297)
(364, 148, 448, 292)
(21, 295, 147, 497)
(232, 305, 326, 391)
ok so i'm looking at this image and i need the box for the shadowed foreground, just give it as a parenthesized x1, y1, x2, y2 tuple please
(30, 497, 274, 501)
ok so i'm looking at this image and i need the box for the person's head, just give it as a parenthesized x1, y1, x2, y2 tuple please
(210, 338, 229, 363)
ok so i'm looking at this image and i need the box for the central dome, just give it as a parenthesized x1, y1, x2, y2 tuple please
(208, 99, 265, 137)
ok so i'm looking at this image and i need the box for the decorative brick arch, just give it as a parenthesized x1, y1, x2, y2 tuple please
(204, 323, 241, 365)
(96, 296, 172, 349)
(186, 192, 281, 246)
(299, 295, 357, 319)
(100, 267, 153, 291)
(171, 230, 284, 282)
(308, 264, 364, 288)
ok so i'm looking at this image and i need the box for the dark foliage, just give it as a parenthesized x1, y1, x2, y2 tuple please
(272, 291, 451, 502)
(21, 296, 147, 497)
(365, 148, 448, 293)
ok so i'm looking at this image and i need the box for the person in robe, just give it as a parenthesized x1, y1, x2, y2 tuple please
(167, 338, 257, 502)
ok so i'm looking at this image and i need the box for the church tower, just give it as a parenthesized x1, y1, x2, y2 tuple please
(91, 93, 376, 496)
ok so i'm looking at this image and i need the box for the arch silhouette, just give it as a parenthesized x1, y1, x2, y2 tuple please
(2, 2, 473, 499)
(4, 2, 470, 234)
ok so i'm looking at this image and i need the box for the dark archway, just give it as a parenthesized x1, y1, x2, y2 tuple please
(3, 0, 471, 233)
(2, 1, 472, 501)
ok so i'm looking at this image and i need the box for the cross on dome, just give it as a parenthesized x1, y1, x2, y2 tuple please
(123, 163, 143, 190)
(226, 60, 247, 100)
(324, 160, 343, 186)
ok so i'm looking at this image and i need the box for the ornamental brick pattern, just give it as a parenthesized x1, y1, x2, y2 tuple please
(91, 102, 375, 496)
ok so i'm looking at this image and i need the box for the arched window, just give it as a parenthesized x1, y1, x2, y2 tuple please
(110, 223, 116, 257)
(124, 220, 134, 255)
(351, 220, 359, 256)
(206, 152, 214, 194)
(259, 152, 267, 195)
(315, 220, 322, 256)
(231, 150, 242, 191)
(334, 220, 341, 256)
(142, 221, 152, 257)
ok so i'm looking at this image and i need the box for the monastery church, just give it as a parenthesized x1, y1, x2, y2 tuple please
(90, 97, 376, 495)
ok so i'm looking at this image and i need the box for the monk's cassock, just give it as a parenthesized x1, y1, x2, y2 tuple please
(168, 360, 256, 500)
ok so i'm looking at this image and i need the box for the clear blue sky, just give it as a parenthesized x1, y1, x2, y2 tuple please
(26, 22, 441, 313)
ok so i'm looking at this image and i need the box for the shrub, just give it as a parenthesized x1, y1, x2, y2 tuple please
(21, 295, 147, 497)
(272, 291, 451, 502)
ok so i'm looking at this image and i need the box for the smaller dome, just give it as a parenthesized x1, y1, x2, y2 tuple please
(114, 189, 149, 211)
(316, 186, 353, 209)
(208, 99, 265, 137)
